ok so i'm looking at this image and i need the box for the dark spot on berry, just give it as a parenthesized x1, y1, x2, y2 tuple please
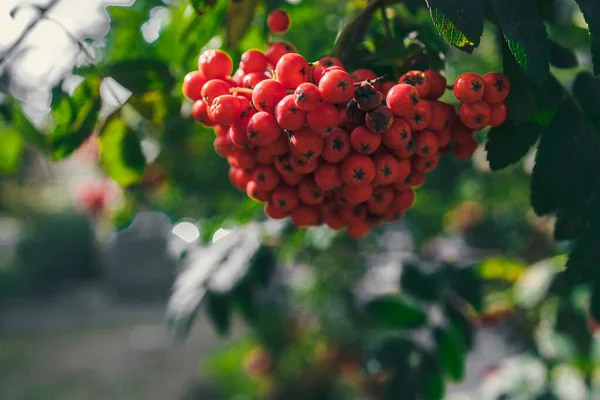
(300, 66, 307, 79)
(410, 92, 419, 106)
(303, 150, 315, 160)
(421, 145, 430, 154)
(284, 44, 293, 51)
(471, 80, 483, 93)
(493, 78, 505, 92)
(278, 199, 287, 208)
(411, 113, 424, 124)
(295, 91, 305, 103)
(323, 60, 334, 67)
(360, 144, 371, 152)
(337, 79, 348, 92)
(248, 129, 258, 139)
(406, 140, 416, 151)
(474, 114, 484, 124)
(400, 130, 408, 140)
(312, 188, 322, 199)
(295, 158, 306, 166)
(424, 161, 432, 169)
(259, 101, 268, 111)
(290, 105, 298, 115)
(283, 164, 293, 172)
(381, 165, 392, 177)
(374, 192, 383, 202)
(332, 137, 345, 151)
(353, 168, 366, 181)
(402, 73, 424, 87)
(325, 125, 334, 133)
(257, 172, 266, 182)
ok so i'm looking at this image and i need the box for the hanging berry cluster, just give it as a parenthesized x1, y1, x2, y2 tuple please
(181, 9, 510, 238)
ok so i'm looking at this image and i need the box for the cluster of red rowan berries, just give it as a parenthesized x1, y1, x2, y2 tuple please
(180, 9, 510, 238)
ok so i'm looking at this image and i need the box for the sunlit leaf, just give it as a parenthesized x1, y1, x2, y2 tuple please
(575, 0, 600, 74)
(0, 128, 24, 173)
(425, 0, 485, 53)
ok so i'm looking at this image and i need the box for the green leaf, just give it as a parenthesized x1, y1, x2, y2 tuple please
(575, 0, 600, 74)
(49, 77, 102, 160)
(485, 121, 541, 171)
(425, 0, 484, 53)
(8, 99, 47, 152)
(572, 72, 600, 135)
(103, 59, 176, 95)
(549, 40, 578, 69)
(400, 263, 439, 301)
(0, 128, 24, 174)
(225, 0, 260, 48)
(364, 295, 427, 329)
(503, 43, 534, 124)
(444, 303, 473, 349)
(530, 74, 566, 126)
(205, 291, 232, 336)
(591, 278, 600, 322)
(191, 0, 215, 15)
(435, 324, 466, 381)
(333, 3, 378, 64)
(422, 359, 445, 400)
(490, 0, 550, 85)
(99, 118, 145, 186)
(369, 337, 412, 369)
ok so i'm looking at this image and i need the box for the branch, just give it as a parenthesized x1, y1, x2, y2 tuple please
(0, 0, 62, 68)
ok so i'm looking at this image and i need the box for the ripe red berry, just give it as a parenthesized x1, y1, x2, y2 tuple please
(367, 186, 394, 215)
(274, 155, 302, 183)
(318, 70, 354, 104)
(392, 190, 416, 211)
(252, 79, 287, 113)
(242, 72, 269, 89)
(399, 70, 430, 98)
(289, 127, 323, 160)
(381, 81, 395, 97)
(192, 100, 215, 126)
(209, 95, 241, 125)
(254, 146, 275, 164)
(351, 69, 380, 89)
(322, 128, 351, 163)
(319, 56, 344, 69)
(252, 164, 281, 192)
(291, 205, 320, 227)
(198, 49, 233, 80)
(340, 185, 372, 205)
(294, 82, 321, 111)
(264, 202, 288, 219)
(347, 220, 370, 239)
(407, 100, 432, 131)
(271, 185, 299, 211)
(240, 49, 268, 73)
(482, 72, 510, 104)
(311, 66, 325, 85)
(436, 127, 451, 147)
(423, 70, 447, 100)
(341, 154, 376, 187)
(412, 153, 439, 172)
(366, 105, 393, 134)
(290, 154, 319, 174)
(229, 116, 255, 149)
(414, 130, 439, 156)
(214, 135, 234, 157)
(314, 162, 343, 191)
(275, 94, 307, 131)
(267, 9, 291, 34)
(229, 167, 252, 191)
(382, 118, 412, 149)
(404, 169, 425, 188)
(428, 100, 454, 132)
(453, 136, 478, 160)
(232, 69, 245, 85)
(213, 124, 229, 137)
(297, 176, 325, 205)
(276, 53, 309, 89)
(182, 71, 207, 101)
(246, 180, 271, 202)
(263, 133, 290, 156)
(201, 79, 230, 105)
(391, 139, 417, 159)
(228, 150, 256, 170)
(459, 100, 491, 130)
(488, 102, 508, 127)
(247, 111, 281, 146)
(307, 102, 340, 136)
(339, 205, 367, 225)
(395, 158, 412, 182)
(266, 41, 296, 68)
(386, 84, 420, 118)
(322, 205, 345, 230)
(373, 153, 399, 186)
(450, 120, 475, 143)
(350, 125, 381, 154)
(453, 72, 484, 104)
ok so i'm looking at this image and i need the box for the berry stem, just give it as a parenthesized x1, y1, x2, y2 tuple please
(231, 87, 254, 95)
(353, 76, 386, 87)
(308, 61, 320, 67)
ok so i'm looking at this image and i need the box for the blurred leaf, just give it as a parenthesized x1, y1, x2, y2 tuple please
(485, 121, 541, 171)
(232, 283, 258, 323)
(549, 40, 578, 69)
(191, 0, 216, 15)
(490, 0, 550, 85)
(572, 71, 600, 135)
(422, 358, 445, 400)
(0, 128, 24, 173)
(575, 0, 600, 74)
(435, 324, 466, 381)
(591, 278, 600, 322)
(478, 257, 527, 281)
(513, 258, 563, 308)
(205, 291, 232, 336)
(444, 303, 474, 349)
(503, 43, 534, 124)
(364, 295, 427, 329)
(99, 118, 145, 186)
(450, 265, 484, 311)
(102, 59, 176, 95)
(369, 336, 412, 369)
(333, 3, 378, 65)
(225, 0, 260, 48)
(556, 299, 592, 354)
(9, 101, 47, 152)
(49, 77, 102, 160)
(245, 245, 276, 287)
(400, 263, 439, 301)
(425, 0, 485, 53)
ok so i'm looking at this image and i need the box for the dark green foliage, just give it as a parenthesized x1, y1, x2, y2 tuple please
(99, 117, 146, 187)
(364, 295, 427, 329)
(575, 0, 600, 74)
(435, 324, 467, 381)
(549, 40, 579, 69)
(425, 0, 485, 53)
(485, 121, 541, 170)
(205, 291, 232, 336)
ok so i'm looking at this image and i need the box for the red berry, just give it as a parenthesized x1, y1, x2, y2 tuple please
(339, 205, 367, 225)
(453, 72, 484, 104)
(450, 120, 475, 143)
(318, 70, 354, 104)
(247, 112, 281, 146)
(347, 220, 370, 239)
(459, 100, 491, 130)
(365, 105, 393, 134)
(307, 102, 340, 135)
(414, 130, 439, 156)
(488, 102, 508, 127)
(198, 49, 233, 80)
(386, 84, 420, 118)
(350, 125, 381, 154)
(246, 180, 271, 202)
(311, 66, 325, 85)
(373, 153, 399, 186)
(276, 53, 309, 89)
(232, 68, 246, 85)
(229, 116, 255, 149)
(392, 190, 416, 211)
(266, 41, 296, 68)
(436, 127, 451, 147)
(252, 79, 287, 113)
(263, 133, 290, 156)
(267, 9, 291, 34)
(297, 176, 325, 205)
(240, 49, 268, 73)
(340, 185, 372, 205)
(228, 150, 256, 170)
(351, 68, 380, 89)
(182, 71, 207, 101)
(399, 70, 430, 98)
(192, 100, 215, 126)
(271, 185, 299, 211)
(322, 205, 345, 230)
(229, 167, 252, 191)
(407, 100, 432, 131)
(341, 154, 376, 187)
(367, 186, 394, 215)
(412, 153, 439, 172)
(290, 205, 320, 226)
(213, 124, 229, 137)
(290, 154, 319, 174)
(254, 146, 275, 164)
(482, 72, 510, 104)
(391, 138, 417, 159)
(382, 118, 412, 149)
(274, 155, 303, 183)
(242, 72, 269, 89)
(314, 162, 343, 191)
(395, 158, 412, 181)
(404, 169, 425, 188)
(201, 79, 230, 105)
(289, 127, 323, 160)
(209, 95, 241, 125)
(252, 164, 281, 191)
(423, 70, 447, 100)
(275, 94, 307, 131)
(214, 135, 234, 157)
(322, 128, 351, 163)
(428, 100, 454, 132)
(264, 202, 288, 219)
(381, 81, 396, 97)
(318, 56, 344, 69)
(294, 83, 321, 111)
(453, 137, 478, 160)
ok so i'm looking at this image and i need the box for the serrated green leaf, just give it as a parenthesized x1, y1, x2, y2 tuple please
(575, 0, 600, 74)
(485, 121, 541, 171)
(99, 118, 145, 186)
(0, 128, 24, 174)
(549, 40, 579, 69)
(103, 59, 175, 95)
(364, 295, 427, 329)
(491, 0, 550, 85)
(425, 0, 484, 53)
(205, 291, 232, 336)
(572, 71, 600, 136)
(503, 43, 535, 124)
(435, 324, 466, 381)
